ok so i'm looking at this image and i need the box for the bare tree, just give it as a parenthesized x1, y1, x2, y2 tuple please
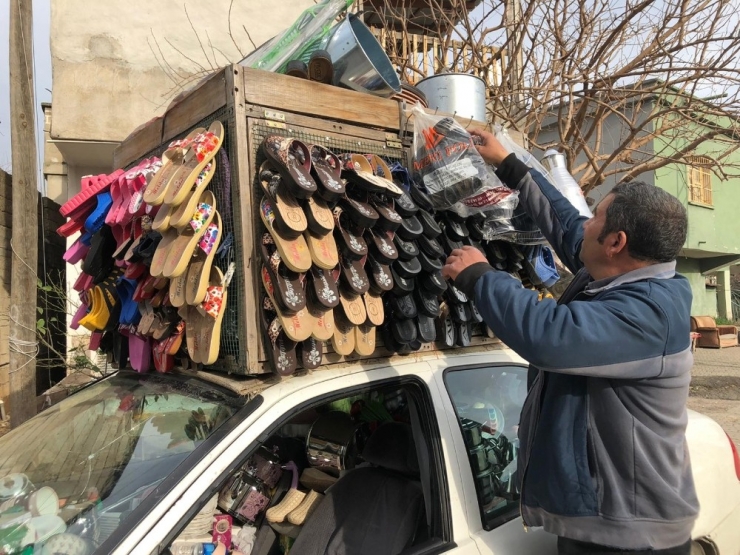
(364, 0, 740, 193)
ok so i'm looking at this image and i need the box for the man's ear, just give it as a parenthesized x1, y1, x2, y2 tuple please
(604, 231, 629, 258)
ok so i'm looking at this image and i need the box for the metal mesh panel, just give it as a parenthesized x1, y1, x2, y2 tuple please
(126, 106, 244, 372)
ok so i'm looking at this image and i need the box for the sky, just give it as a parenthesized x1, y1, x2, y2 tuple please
(0, 0, 53, 182)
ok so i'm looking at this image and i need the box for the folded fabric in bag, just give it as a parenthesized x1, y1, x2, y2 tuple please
(525, 245, 560, 287)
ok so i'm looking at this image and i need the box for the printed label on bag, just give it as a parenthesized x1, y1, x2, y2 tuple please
(422, 158, 477, 193)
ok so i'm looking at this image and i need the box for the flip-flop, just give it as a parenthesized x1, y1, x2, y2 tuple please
(262, 266, 314, 342)
(363, 292, 384, 327)
(149, 229, 178, 278)
(162, 192, 217, 278)
(393, 235, 419, 260)
(259, 161, 307, 238)
(185, 213, 222, 306)
(389, 293, 418, 320)
(338, 196, 378, 229)
(261, 297, 297, 376)
(151, 202, 175, 232)
(333, 206, 367, 261)
(304, 196, 334, 236)
(310, 307, 334, 341)
(70, 302, 88, 330)
(366, 254, 394, 294)
(59, 169, 123, 217)
(417, 313, 437, 343)
(165, 122, 225, 207)
(305, 230, 339, 270)
(391, 267, 415, 296)
(363, 154, 404, 197)
(168, 158, 217, 229)
(298, 338, 322, 369)
(307, 267, 340, 310)
(262, 135, 317, 199)
(170, 273, 188, 308)
(63, 238, 90, 265)
(260, 232, 306, 314)
(339, 254, 370, 297)
(84, 191, 113, 234)
(73, 272, 94, 293)
(394, 191, 419, 218)
(364, 229, 398, 265)
(260, 198, 312, 273)
(82, 226, 116, 284)
(137, 301, 156, 336)
(142, 127, 206, 206)
(129, 333, 152, 372)
(369, 198, 403, 233)
(331, 311, 355, 356)
(195, 266, 228, 365)
(354, 324, 376, 356)
(338, 292, 367, 326)
(117, 277, 141, 325)
(435, 308, 461, 345)
(340, 154, 393, 195)
(105, 174, 127, 226)
(415, 287, 440, 318)
(307, 49, 333, 84)
(309, 144, 344, 202)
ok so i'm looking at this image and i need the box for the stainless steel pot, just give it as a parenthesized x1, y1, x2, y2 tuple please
(306, 411, 359, 476)
(415, 73, 487, 122)
(323, 13, 401, 98)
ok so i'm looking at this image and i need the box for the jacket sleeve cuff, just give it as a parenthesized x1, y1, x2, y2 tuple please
(494, 153, 530, 190)
(454, 262, 495, 298)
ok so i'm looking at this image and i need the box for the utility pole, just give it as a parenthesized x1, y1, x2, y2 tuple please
(9, 0, 39, 427)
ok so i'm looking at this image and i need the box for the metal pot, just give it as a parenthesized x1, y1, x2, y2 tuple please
(323, 13, 401, 98)
(306, 411, 359, 476)
(415, 73, 487, 123)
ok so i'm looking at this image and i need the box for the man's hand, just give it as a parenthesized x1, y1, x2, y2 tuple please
(442, 246, 489, 281)
(469, 129, 510, 167)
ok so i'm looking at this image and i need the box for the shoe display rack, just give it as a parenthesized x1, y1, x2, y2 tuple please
(111, 65, 524, 376)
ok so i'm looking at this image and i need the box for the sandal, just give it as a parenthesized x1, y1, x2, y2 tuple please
(340, 154, 397, 196)
(363, 154, 404, 197)
(338, 291, 367, 327)
(307, 267, 340, 310)
(339, 254, 370, 297)
(417, 313, 437, 343)
(195, 266, 228, 365)
(260, 198, 312, 273)
(165, 121, 225, 207)
(298, 337, 322, 370)
(309, 145, 344, 202)
(354, 323, 376, 356)
(185, 213, 223, 305)
(143, 128, 205, 206)
(260, 296, 298, 376)
(304, 196, 334, 236)
(363, 292, 384, 327)
(260, 233, 307, 314)
(365, 254, 394, 294)
(305, 229, 339, 270)
(162, 192, 217, 278)
(149, 229, 178, 278)
(333, 206, 367, 261)
(262, 135, 317, 199)
(310, 307, 335, 341)
(261, 266, 314, 342)
(364, 229, 398, 265)
(169, 158, 217, 230)
(307, 49, 333, 84)
(331, 310, 355, 356)
(338, 196, 378, 229)
(259, 160, 308, 238)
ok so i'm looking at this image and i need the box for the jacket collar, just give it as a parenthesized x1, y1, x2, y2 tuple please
(584, 261, 676, 295)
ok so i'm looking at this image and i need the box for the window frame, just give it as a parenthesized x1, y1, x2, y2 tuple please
(686, 156, 713, 206)
(442, 363, 529, 532)
(154, 376, 454, 555)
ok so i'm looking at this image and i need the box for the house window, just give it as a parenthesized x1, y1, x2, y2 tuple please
(687, 156, 713, 205)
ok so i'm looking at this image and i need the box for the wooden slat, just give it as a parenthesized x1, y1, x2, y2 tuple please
(113, 117, 163, 169)
(241, 67, 399, 131)
(162, 70, 228, 144)
(422, 35, 429, 76)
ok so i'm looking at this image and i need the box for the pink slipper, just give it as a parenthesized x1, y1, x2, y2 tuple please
(129, 334, 151, 373)
(89, 331, 103, 351)
(63, 238, 90, 264)
(70, 302, 89, 330)
(60, 169, 124, 217)
(73, 272, 94, 293)
(105, 174, 125, 226)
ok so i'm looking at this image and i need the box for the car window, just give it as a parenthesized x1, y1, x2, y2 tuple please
(164, 380, 450, 555)
(0, 372, 244, 554)
(444, 365, 527, 530)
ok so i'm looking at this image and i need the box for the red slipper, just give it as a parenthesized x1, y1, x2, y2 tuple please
(60, 169, 124, 217)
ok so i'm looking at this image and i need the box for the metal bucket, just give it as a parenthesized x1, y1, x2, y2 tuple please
(415, 73, 487, 122)
(323, 13, 401, 98)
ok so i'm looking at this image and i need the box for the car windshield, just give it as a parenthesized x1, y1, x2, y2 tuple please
(0, 372, 245, 554)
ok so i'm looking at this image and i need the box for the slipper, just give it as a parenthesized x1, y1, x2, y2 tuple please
(143, 129, 205, 206)
(170, 273, 188, 308)
(417, 313, 437, 343)
(310, 145, 344, 202)
(363, 154, 404, 197)
(153, 321, 185, 372)
(339, 255, 370, 297)
(262, 266, 314, 342)
(304, 196, 334, 236)
(56, 216, 86, 238)
(151, 202, 175, 232)
(82, 226, 116, 284)
(124, 262, 146, 281)
(409, 183, 435, 213)
(128, 160, 162, 220)
(394, 256, 422, 279)
(70, 302, 88, 330)
(164, 123, 224, 207)
(192, 266, 228, 365)
(435, 307, 456, 348)
(338, 292, 367, 326)
(396, 214, 423, 240)
(286, 59, 309, 79)
(417, 234, 445, 259)
(118, 167, 151, 226)
(339, 196, 378, 229)
(394, 191, 419, 218)
(389, 293, 418, 320)
(117, 277, 141, 325)
(390, 266, 415, 296)
(137, 301, 156, 335)
(354, 323, 376, 356)
(369, 198, 403, 233)
(129, 228, 162, 267)
(259, 161, 307, 238)
(469, 301, 484, 323)
(185, 213, 223, 306)
(84, 191, 113, 234)
(363, 292, 384, 327)
(262, 135, 317, 199)
(307, 267, 340, 310)
(364, 229, 398, 265)
(418, 249, 443, 272)
(393, 235, 419, 260)
(390, 317, 417, 344)
(59, 169, 123, 217)
(415, 287, 440, 318)
(260, 198, 312, 273)
(261, 296, 298, 376)
(162, 192, 217, 278)
(260, 232, 306, 314)
(77, 279, 119, 331)
(333, 206, 367, 261)
(331, 311, 355, 356)
(455, 321, 472, 347)
(105, 174, 127, 226)
(307, 49, 333, 84)
(129, 333, 152, 372)
(340, 154, 397, 196)
(366, 254, 394, 294)
(149, 229, 178, 278)
(420, 270, 448, 296)
(73, 272, 94, 293)
(310, 306, 335, 341)
(298, 337, 322, 370)
(418, 209, 442, 238)
(305, 230, 339, 270)
(63, 238, 90, 265)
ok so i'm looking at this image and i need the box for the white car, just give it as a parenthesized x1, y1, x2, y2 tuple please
(0, 348, 737, 555)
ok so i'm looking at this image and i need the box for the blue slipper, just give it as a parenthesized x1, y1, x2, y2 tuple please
(117, 277, 141, 325)
(530, 245, 559, 287)
(85, 191, 113, 234)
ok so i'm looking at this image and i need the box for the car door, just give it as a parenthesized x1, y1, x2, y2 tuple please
(122, 362, 483, 555)
(428, 350, 557, 555)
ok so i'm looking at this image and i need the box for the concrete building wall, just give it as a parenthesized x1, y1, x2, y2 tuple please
(50, 0, 316, 148)
(676, 257, 718, 317)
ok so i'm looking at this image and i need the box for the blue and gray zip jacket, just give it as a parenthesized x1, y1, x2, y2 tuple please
(455, 154, 699, 549)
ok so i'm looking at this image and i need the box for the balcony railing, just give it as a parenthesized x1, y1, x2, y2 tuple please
(370, 28, 504, 92)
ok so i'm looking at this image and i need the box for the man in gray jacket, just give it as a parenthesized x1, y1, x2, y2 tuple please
(442, 129, 698, 555)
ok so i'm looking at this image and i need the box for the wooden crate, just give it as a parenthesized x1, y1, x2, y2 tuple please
(113, 65, 502, 376)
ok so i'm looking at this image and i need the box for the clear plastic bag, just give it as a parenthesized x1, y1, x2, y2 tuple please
(412, 104, 516, 211)
(239, 0, 354, 73)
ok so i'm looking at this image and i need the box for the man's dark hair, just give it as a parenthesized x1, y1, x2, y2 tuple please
(598, 181, 687, 263)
